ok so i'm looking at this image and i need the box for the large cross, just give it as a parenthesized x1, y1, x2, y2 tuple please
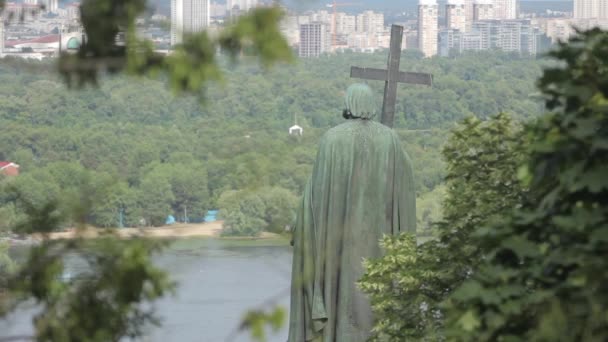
(350, 25, 433, 127)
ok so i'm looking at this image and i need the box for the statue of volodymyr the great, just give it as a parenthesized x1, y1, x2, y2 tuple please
(288, 83, 416, 341)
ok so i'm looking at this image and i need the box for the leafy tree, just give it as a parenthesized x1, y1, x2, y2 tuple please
(445, 29, 608, 342)
(0, 179, 174, 341)
(258, 187, 298, 234)
(137, 167, 175, 226)
(218, 187, 298, 236)
(359, 113, 526, 340)
(220, 191, 267, 237)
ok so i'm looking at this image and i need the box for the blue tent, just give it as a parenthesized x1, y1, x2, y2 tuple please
(204, 210, 218, 222)
(165, 215, 176, 225)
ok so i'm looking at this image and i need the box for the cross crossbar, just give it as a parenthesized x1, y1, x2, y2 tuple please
(350, 67, 433, 86)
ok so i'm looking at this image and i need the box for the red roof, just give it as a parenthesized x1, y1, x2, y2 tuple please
(0, 162, 18, 168)
(5, 34, 61, 48)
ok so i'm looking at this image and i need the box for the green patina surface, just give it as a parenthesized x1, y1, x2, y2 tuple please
(288, 86, 416, 341)
(344, 83, 377, 119)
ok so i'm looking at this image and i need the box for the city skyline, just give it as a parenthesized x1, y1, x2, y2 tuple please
(0, 0, 603, 60)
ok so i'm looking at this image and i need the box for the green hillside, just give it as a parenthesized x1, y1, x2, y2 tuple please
(0, 51, 545, 234)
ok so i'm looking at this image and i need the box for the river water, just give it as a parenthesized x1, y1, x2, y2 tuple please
(0, 239, 293, 342)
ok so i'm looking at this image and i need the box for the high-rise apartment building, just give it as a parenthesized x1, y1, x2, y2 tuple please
(441, 20, 550, 56)
(356, 11, 384, 34)
(299, 22, 330, 57)
(601, 0, 608, 18)
(574, 0, 608, 18)
(418, 0, 438, 57)
(171, 0, 210, 46)
(473, 0, 494, 20)
(498, 20, 522, 51)
(493, 0, 517, 19)
(44, 0, 59, 13)
(335, 13, 357, 35)
(66, 3, 80, 22)
(446, 0, 467, 32)
(465, 0, 475, 30)
(227, 0, 258, 12)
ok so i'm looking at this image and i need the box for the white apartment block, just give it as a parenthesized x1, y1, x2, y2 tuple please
(335, 13, 357, 35)
(542, 18, 608, 41)
(440, 19, 548, 56)
(474, 0, 494, 20)
(574, 0, 608, 18)
(418, 0, 438, 57)
(43, 0, 59, 13)
(281, 15, 300, 46)
(356, 11, 384, 34)
(498, 21, 522, 51)
(299, 22, 330, 57)
(66, 3, 80, 21)
(493, 0, 517, 19)
(446, 0, 467, 32)
(171, 0, 210, 46)
(227, 0, 258, 12)
(465, 0, 475, 30)
(347, 33, 380, 52)
(310, 10, 332, 24)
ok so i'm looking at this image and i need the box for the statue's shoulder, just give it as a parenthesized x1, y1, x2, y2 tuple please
(322, 121, 395, 144)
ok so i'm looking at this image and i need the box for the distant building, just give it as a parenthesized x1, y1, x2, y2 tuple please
(440, 19, 549, 56)
(3, 3, 40, 22)
(473, 0, 494, 21)
(335, 12, 356, 36)
(227, 0, 258, 13)
(299, 22, 330, 58)
(66, 3, 80, 22)
(438, 29, 461, 56)
(3, 32, 82, 53)
(0, 162, 20, 177)
(446, 0, 467, 32)
(43, 0, 59, 13)
(465, 0, 475, 30)
(356, 10, 384, 34)
(210, 2, 227, 17)
(493, 0, 517, 19)
(280, 14, 300, 46)
(418, 0, 438, 57)
(289, 124, 303, 135)
(541, 18, 608, 42)
(574, 0, 607, 18)
(171, 0, 210, 46)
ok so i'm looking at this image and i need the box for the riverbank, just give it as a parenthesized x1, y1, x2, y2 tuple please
(1, 221, 284, 245)
(47, 221, 226, 240)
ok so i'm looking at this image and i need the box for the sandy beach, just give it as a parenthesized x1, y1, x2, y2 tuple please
(38, 221, 279, 240)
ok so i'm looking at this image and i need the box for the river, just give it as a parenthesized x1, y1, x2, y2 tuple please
(0, 239, 293, 342)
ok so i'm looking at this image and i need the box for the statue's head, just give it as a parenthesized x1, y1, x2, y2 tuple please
(344, 83, 376, 120)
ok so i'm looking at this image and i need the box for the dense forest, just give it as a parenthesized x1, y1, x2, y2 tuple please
(0, 50, 545, 235)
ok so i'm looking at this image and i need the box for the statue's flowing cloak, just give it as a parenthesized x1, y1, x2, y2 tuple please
(288, 120, 416, 342)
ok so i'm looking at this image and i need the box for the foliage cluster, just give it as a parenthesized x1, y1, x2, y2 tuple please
(446, 28, 608, 342)
(0, 193, 174, 342)
(360, 113, 526, 340)
(361, 29, 608, 342)
(0, 51, 544, 235)
(218, 187, 298, 237)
